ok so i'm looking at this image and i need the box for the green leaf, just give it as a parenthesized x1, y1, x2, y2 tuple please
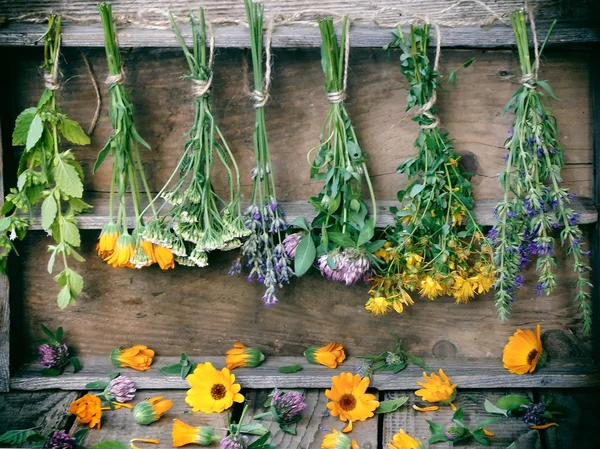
(410, 183, 425, 197)
(357, 217, 375, 247)
(68, 269, 84, 296)
(496, 394, 529, 411)
(41, 367, 63, 376)
(47, 247, 58, 274)
(0, 429, 43, 445)
(484, 398, 508, 417)
(94, 137, 113, 173)
(328, 232, 355, 248)
(278, 364, 303, 373)
(60, 119, 91, 145)
(239, 423, 269, 436)
(73, 429, 89, 444)
(294, 234, 316, 277)
(90, 442, 128, 449)
(375, 397, 409, 414)
(160, 364, 183, 375)
(12, 108, 37, 145)
(85, 380, 110, 389)
(471, 428, 491, 446)
(40, 324, 55, 340)
(61, 219, 81, 247)
(38, 89, 53, 108)
(536, 80, 559, 100)
(55, 326, 63, 342)
(26, 114, 44, 150)
(57, 285, 73, 309)
(291, 216, 310, 232)
(0, 217, 11, 232)
(453, 407, 464, 421)
(41, 194, 58, 230)
(54, 158, 84, 198)
(465, 393, 479, 403)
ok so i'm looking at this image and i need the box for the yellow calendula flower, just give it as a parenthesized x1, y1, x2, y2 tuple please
(415, 369, 457, 404)
(185, 362, 244, 413)
(304, 341, 346, 369)
(172, 419, 218, 447)
(154, 244, 175, 270)
(322, 429, 359, 449)
(111, 345, 155, 371)
(97, 222, 121, 258)
(104, 233, 136, 268)
(69, 394, 102, 429)
(365, 296, 390, 316)
(225, 342, 265, 369)
(419, 276, 444, 299)
(325, 372, 380, 433)
(133, 396, 173, 425)
(451, 276, 476, 304)
(502, 324, 543, 375)
(388, 429, 423, 449)
(405, 253, 422, 269)
(141, 239, 157, 263)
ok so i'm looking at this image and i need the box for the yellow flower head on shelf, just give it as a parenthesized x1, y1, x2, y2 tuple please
(321, 429, 359, 449)
(365, 296, 390, 316)
(325, 372, 380, 433)
(502, 324, 543, 375)
(388, 429, 423, 449)
(69, 393, 102, 429)
(225, 342, 266, 370)
(185, 362, 244, 413)
(415, 369, 457, 404)
(451, 275, 476, 304)
(133, 396, 173, 425)
(404, 253, 422, 270)
(304, 342, 346, 369)
(172, 419, 218, 447)
(104, 233, 136, 268)
(111, 345, 155, 371)
(419, 276, 444, 300)
(97, 223, 121, 258)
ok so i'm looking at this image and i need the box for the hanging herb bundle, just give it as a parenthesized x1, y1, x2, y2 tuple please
(367, 24, 494, 316)
(490, 10, 592, 333)
(284, 17, 380, 285)
(95, 2, 175, 270)
(233, 0, 292, 305)
(141, 9, 248, 269)
(1, 15, 91, 308)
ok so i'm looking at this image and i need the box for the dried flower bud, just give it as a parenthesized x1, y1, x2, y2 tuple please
(105, 375, 137, 403)
(133, 396, 173, 425)
(225, 342, 266, 369)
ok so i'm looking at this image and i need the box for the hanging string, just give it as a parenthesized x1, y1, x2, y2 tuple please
(249, 17, 275, 109)
(105, 70, 126, 86)
(79, 50, 101, 135)
(327, 18, 351, 104)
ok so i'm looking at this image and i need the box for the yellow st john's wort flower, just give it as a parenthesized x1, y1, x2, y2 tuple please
(374, 242, 394, 264)
(321, 429, 359, 449)
(225, 342, 265, 369)
(365, 296, 390, 316)
(502, 324, 543, 375)
(325, 372, 380, 433)
(172, 419, 218, 447)
(391, 290, 414, 313)
(305, 341, 346, 368)
(97, 222, 121, 258)
(111, 345, 155, 371)
(404, 253, 422, 269)
(104, 233, 136, 268)
(419, 276, 444, 299)
(133, 396, 173, 425)
(415, 369, 457, 404)
(69, 393, 102, 429)
(185, 362, 244, 413)
(387, 429, 423, 449)
(451, 275, 476, 304)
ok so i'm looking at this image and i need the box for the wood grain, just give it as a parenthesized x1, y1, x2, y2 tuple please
(242, 390, 378, 449)
(70, 390, 228, 448)
(0, 118, 9, 392)
(9, 356, 600, 391)
(382, 390, 541, 449)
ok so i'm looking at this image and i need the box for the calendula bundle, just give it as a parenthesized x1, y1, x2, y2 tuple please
(141, 9, 248, 268)
(368, 24, 493, 315)
(95, 2, 174, 270)
(490, 10, 592, 333)
(284, 16, 379, 285)
(235, 0, 293, 305)
(1, 15, 91, 308)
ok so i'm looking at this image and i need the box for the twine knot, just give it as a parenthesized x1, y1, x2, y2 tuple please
(105, 70, 126, 86)
(414, 90, 440, 129)
(191, 74, 213, 97)
(520, 73, 536, 89)
(250, 89, 269, 108)
(327, 91, 346, 104)
(43, 72, 60, 91)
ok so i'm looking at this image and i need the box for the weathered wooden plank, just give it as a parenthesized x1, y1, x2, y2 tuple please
(0, 116, 9, 392)
(242, 389, 378, 449)
(591, 46, 600, 361)
(0, 391, 80, 434)
(71, 390, 227, 448)
(382, 391, 541, 449)
(9, 356, 600, 391)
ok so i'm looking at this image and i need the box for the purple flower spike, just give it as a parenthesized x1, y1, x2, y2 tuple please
(43, 430, 75, 449)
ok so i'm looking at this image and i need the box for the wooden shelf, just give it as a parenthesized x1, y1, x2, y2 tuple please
(10, 356, 600, 391)
(25, 194, 598, 231)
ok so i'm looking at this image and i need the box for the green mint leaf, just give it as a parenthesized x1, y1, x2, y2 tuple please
(484, 399, 508, 417)
(26, 114, 44, 151)
(41, 193, 58, 230)
(12, 108, 37, 146)
(61, 218, 81, 247)
(496, 394, 529, 411)
(160, 364, 184, 375)
(375, 397, 409, 414)
(38, 89, 53, 108)
(357, 217, 375, 247)
(54, 157, 84, 198)
(60, 118, 91, 145)
(57, 284, 73, 309)
(84, 380, 110, 389)
(278, 364, 303, 373)
(0, 429, 43, 445)
(294, 234, 316, 277)
(68, 269, 84, 296)
(94, 137, 113, 173)
(290, 216, 310, 231)
(47, 247, 58, 274)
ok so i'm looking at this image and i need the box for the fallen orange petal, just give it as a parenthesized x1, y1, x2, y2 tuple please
(483, 429, 495, 437)
(531, 423, 559, 430)
(130, 438, 160, 449)
(343, 421, 353, 433)
(413, 405, 439, 412)
(450, 402, 457, 411)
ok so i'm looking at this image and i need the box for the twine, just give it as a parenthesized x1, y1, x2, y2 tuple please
(327, 18, 352, 104)
(80, 50, 101, 135)
(248, 16, 275, 109)
(105, 70, 125, 86)
(190, 22, 216, 98)
(43, 72, 60, 91)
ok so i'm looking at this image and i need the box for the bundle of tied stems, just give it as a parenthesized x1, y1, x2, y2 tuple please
(1, 15, 91, 308)
(95, 2, 175, 270)
(490, 10, 592, 333)
(367, 24, 494, 316)
(284, 16, 380, 286)
(141, 9, 248, 268)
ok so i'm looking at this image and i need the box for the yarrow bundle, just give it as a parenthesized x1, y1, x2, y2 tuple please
(141, 9, 248, 269)
(490, 10, 592, 333)
(234, 0, 293, 305)
(95, 2, 175, 270)
(286, 16, 379, 285)
(1, 15, 91, 308)
(368, 24, 493, 315)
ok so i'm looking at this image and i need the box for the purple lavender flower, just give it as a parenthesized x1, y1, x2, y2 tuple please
(515, 274, 524, 289)
(520, 402, 546, 426)
(269, 200, 278, 212)
(507, 129, 514, 137)
(508, 210, 517, 218)
(549, 147, 558, 154)
(39, 343, 69, 369)
(43, 430, 75, 449)
(536, 283, 544, 295)
(220, 435, 249, 449)
(282, 232, 303, 258)
(487, 228, 499, 240)
(271, 390, 307, 424)
(317, 249, 371, 286)
(105, 375, 137, 403)
(228, 258, 242, 276)
(536, 147, 544, 158)
(568, 213, 580, 226)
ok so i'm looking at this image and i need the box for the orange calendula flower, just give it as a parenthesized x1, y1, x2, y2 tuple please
(111, 345, 155, 371)
(69, 393, 102, 429)
(305, 342, 346, 368)
(225, 342, 265, 369)
(133, 396, 173, 425)
(154, 244, 175, 270)
(321, 429, 359, 449)
(97, 222, 121, 258)
(326, 372, 379, 433)
(415, 369, 457, 404)
(502, 324, 543, 375)
(185, 362, 244, 413)
(388, 429, 423, 449)
(172, 419, 218, 447)
(104, 233, 136, 268)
